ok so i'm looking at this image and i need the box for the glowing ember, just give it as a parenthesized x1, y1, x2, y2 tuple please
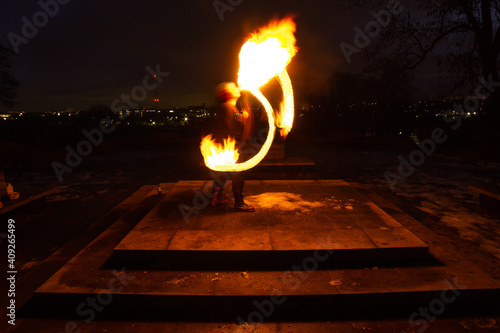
(201, 17, 298, 172)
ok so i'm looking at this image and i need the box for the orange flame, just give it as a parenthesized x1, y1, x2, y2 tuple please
(200, 135, 239, 169)
(276, 102, 291, 139)
(238, 17, 298, 90)
(275, 70, 294, 138)
(201, 17, 297, 172)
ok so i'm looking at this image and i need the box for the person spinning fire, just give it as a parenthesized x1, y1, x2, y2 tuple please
(210, 82, 255, 212)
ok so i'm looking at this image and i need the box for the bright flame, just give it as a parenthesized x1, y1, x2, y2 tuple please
(275, 70, 294, 138)
(201, 17, 297, 172)
(238, 18, 297, 90)
(200, 134, 239, 169)
(201, 89, 276, 172)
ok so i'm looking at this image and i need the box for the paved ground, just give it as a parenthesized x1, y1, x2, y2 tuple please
(1, 139, 500, 332)
(9, 318, 500, 333)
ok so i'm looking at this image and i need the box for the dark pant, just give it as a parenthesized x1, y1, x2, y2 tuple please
(212, 171, 245, 204)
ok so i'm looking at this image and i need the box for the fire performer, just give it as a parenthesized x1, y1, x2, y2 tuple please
(210, 82, 255, 212)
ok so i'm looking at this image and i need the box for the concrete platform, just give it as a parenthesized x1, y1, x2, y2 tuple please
(23, 180, 500, 321)
(112, 180, 429, 269)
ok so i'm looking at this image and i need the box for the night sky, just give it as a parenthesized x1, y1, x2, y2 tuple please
(1, 0, 387, 112)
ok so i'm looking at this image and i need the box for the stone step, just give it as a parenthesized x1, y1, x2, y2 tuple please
(112, 180, 429, 269)
(26, 264, 500, 321)
(24, 181, 500, 322)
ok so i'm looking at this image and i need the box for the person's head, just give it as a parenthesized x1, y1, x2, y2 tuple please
(215, 82, 240, 103)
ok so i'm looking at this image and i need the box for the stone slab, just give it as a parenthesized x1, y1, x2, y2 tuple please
(27, 181, 500, 321)
(112, 180, 428, 267)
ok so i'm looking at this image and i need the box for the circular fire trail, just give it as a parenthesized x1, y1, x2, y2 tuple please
(201, 17, 298, 172)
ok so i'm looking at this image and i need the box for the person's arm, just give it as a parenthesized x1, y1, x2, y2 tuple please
(240, 109, 253, 144)
(221, 104, 235, 130)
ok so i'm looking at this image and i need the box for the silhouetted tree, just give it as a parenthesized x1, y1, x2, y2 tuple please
(330, 72, 373, 106)
(329, 68, 415, 135)
(342, 0, 500, 115)
(364, 60, 414, 105)
(0, 45, 19, 109)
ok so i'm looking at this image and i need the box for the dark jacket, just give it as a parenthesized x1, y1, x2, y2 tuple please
(213, 102, 244, 142)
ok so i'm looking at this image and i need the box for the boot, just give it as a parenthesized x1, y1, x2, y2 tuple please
(234, 201, 255, 212)
(211, 187, 227, 206)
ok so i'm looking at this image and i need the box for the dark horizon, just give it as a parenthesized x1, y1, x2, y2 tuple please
(0, 0, 449, 113)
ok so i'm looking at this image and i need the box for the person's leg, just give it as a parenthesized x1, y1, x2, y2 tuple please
(232, 171, 255, 212)
(211, 172, 229, 206)
(212, 172, 227, 192)
(232, 172, 244, 204)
